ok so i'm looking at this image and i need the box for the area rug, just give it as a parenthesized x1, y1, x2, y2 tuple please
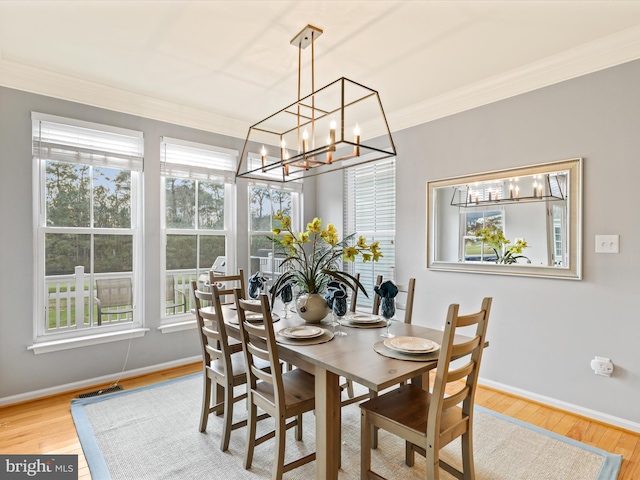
(71, 373, 621, 479)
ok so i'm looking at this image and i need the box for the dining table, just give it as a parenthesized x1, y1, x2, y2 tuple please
(217, 303, 464, 480)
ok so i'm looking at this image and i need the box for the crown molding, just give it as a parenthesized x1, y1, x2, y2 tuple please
(0, 59, 248, 139)
(389, 24, 640, 132)
(2, 24, 640, 137)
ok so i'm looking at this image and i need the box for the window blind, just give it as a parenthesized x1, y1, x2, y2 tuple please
(161, 137, 237, 183)
(344, 159, 396, 295)
(32, 113, 143, 171)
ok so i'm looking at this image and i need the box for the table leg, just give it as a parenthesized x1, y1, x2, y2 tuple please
(315, 367, 340, 480)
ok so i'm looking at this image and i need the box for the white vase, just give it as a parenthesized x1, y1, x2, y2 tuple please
(296, 293, 330, 323)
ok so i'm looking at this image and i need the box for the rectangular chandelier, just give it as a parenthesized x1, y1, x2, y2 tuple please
(236, 25, 397, 183)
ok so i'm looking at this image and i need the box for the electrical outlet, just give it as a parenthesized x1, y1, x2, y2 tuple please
(595, 235, 619, 254)
(590, 356, 614, 377)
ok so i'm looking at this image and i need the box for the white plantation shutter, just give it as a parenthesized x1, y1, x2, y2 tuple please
(32, 113, 143, 171)
(344, 159, 396, 305)
(161, 137, 237, 182)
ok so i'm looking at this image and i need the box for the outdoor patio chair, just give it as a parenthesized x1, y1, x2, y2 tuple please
(95, 278, 133, 326)
(166, 275, 186, 315)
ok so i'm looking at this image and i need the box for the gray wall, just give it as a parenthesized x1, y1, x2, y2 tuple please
(0, 87, 317, 400)
(3, 56, 640, 426)
(287, 59, 640, 427)
(385, 59, 640, 424)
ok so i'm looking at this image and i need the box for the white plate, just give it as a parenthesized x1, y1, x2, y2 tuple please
(245, 312, 279, 323)
(278, 326, 324, 339)
(384, 336, 439, 354)
(346, 313, 384, 324)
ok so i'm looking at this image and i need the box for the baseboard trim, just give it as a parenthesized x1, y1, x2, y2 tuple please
(0, 356, 200, 407)
(479, 377, 640, 434)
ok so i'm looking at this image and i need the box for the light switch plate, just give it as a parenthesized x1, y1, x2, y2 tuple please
(595, 235, 619, 253)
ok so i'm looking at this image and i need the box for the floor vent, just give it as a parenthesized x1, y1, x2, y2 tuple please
(77, 385, 123, 398)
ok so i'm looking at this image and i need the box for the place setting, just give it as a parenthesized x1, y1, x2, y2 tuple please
(374, 335, 440, 362)
(275, 324, 334, 345)
(227, 311, 280, 325)
(227, 296, 261, 310)
(339, 312, 387, 328)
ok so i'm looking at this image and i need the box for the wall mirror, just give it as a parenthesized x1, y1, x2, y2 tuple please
(427, 158, 582, 279)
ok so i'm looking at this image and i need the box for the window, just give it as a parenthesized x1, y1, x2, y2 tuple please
(33, 113, 143, 341)
(161, 138, 237, 322)
(461, 209, 504, 262)
(344, 159, 396, 308)
(248, 183, 301, 283)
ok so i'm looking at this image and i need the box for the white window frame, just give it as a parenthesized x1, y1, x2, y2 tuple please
(30, 113, 146, 353)
(159, 137, 238, 330)
(459, 208, 505, 263)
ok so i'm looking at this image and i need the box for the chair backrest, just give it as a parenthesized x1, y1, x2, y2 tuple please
(371, 276, 415, 324)
(427, 297, 492, 441)
(166, 275, 180, 302)
(191, 281, 234, 373)
(351, 274, 383, 313)
(166, 276, 175, 301)
(395, 278, 416, 324)
(210, 269, 246, 299)
(233, 289, 285, 411)
(96, 278, 132, 308)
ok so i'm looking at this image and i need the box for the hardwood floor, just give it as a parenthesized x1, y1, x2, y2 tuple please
(1, 363, 638, 479)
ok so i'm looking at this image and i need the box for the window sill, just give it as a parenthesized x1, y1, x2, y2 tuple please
(157, 319, 197, 334)
(28, 328, 149, 355)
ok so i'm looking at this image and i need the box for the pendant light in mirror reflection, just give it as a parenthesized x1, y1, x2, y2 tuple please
(451, 173, 567, 207)
(427, 158, 582, 280)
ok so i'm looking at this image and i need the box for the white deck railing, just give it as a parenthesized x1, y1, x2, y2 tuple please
(45, 268, 201, 332)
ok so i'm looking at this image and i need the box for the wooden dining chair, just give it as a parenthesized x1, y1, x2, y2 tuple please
(360, 297, 492, 480)
(233, 288, 316, 480)
(347, 275, 417, 449)
(191, 281, 268, 451)
(209, 268, 247, 303)
(208, 268, 246, 351)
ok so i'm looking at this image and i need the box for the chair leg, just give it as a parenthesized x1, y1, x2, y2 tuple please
(199, 374, 211, 432)
(295, 414, 303, 441)
(220, 381, 234, 451)
(368, 389, 379, 449)
(273, 415, 287, 480)
(361, 410, 372, 478)
(461, 430, 475, 480)
(405, 440, 415, 466)
(244, 399, 257, 470)
(214, 383, 224, 416)
(426, 444, 440, 480)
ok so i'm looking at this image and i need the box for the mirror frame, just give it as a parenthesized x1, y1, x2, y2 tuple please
(427, 158, 582, 279)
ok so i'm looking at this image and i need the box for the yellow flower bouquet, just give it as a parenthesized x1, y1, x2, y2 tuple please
(475, 224, 530, 264)
(268, 212, 382, 305)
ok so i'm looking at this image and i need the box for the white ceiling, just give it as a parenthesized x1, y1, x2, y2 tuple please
(2, 1, 640, 139)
